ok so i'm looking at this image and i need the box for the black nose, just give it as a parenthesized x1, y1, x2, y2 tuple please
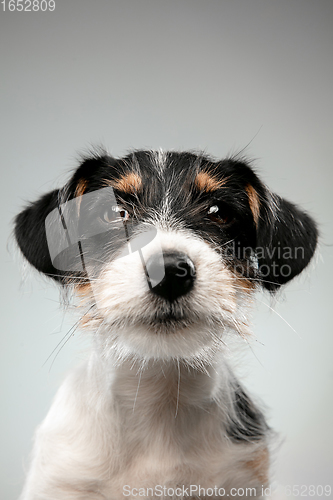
(146, 251, 196, 302)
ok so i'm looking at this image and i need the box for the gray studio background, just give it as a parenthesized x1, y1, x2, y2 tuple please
(1, 1, 332, 498)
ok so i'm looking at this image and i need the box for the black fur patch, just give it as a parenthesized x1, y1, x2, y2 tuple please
(15, 150, 318, 291)
(227, 384, 269, 443)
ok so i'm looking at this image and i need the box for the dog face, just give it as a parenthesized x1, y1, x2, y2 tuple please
(15, 150, 317, 364)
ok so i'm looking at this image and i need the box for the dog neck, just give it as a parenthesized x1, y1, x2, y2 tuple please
(90, 323, 233, 422)
(115, 360, 217, 409)
(89, 350, 232, 423)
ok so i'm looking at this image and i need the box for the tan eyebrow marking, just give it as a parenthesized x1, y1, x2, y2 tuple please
(74, 179, 88, 215)
(104, 172, 142, 193)
(195, 171, 227, 192)
(75, 178, 88, 198)
(245, 184, 260, 228)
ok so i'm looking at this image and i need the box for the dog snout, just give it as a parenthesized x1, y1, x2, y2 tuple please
(146, 251, 196, 302)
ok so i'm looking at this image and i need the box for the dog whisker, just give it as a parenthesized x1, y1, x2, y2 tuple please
(175, 359, 181, 418)
(256, 296, 300, 338)
(132, 369, 142, 414)
(43, 305, 95, 371)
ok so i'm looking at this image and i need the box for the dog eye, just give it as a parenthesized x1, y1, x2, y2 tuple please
(207, 204, 233, 225)
(102, 206, 129, 223)
(208, 205, 219, 215)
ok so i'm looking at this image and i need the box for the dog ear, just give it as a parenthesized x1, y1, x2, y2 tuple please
(15, 189, 65, 282)
(256, 194, 318, 292)
(14, 154, 116, 283)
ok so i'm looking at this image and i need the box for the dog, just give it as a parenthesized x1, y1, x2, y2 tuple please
(15, 149, 318, 499)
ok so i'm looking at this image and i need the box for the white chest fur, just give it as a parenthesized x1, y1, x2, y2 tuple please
(20, 352, 268, 499)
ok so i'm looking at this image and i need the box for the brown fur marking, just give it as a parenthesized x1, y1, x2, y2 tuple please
(195, 171, 227, 192)
(245, 184, 260, 228)
(75, 282, 91, 294)
(104, 172, 142, 193)
(245, 447, 269, 485)
(236, 275, 257, 291)
(75, 179, 88, 198)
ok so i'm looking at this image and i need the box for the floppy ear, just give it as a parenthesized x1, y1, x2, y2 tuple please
(14, 154, 117, 283)
(14, 189, 67, 282)
(256, 194, 318, 291)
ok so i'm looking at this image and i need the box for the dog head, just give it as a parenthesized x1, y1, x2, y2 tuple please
(15, 150, 318, 364)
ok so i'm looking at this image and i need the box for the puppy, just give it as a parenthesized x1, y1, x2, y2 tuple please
(15, 150, 318, 499)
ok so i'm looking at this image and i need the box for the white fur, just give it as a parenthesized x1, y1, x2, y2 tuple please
(19, 227, 268, 500)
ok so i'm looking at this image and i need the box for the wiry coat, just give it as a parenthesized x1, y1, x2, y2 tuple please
(15, 150, 318, 499)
